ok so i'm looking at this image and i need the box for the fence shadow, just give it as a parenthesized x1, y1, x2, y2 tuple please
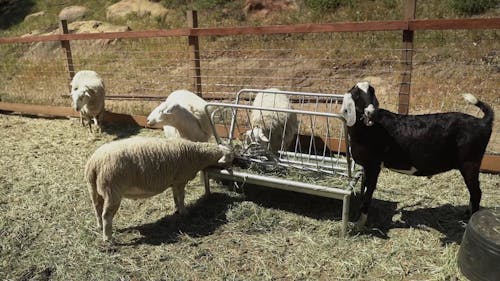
(118, 192, 242, 246)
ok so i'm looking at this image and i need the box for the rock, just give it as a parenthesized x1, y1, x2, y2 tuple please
(67, 20, 131, 34)
(59, 6, 89, 22)
(106, 0, 169, 22)
(24, 11, 46, 21)
(21, 21, 131, 58)
(244, 0, 298, 18)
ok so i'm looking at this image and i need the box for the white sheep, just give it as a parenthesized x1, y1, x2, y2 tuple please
(85, 136, 233, 242)
(70, 70, 106, 133)
(245, 89, 298, 153)
(147, 90, 213, 142)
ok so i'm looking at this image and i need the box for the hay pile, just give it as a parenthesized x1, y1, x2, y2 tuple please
(0, 114, 498, 280)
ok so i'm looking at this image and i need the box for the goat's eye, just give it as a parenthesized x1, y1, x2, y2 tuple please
(73, 87, 78, 91)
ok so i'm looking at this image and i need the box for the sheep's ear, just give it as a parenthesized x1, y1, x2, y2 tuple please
(163, 103, 180, 115)
(258, 131, 270, 143)
(84, 87, 95, 97)
(341, 93, 356, 127)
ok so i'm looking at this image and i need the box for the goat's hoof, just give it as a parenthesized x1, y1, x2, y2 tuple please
(353, 213, 368, 231)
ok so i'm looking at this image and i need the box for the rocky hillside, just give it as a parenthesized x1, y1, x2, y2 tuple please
(1, 0, 499, 37)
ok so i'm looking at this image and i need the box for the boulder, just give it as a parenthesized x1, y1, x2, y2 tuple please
(106, 0, 169, 21)
(244, 0, 298, 18)
(24, 11, 46, 21)
(59, 6, 89, 22)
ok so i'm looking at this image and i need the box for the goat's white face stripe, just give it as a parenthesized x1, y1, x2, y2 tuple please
(364, 104, 375, 116)
(356, 81, 370, 93)
(341, 93, 356, 127)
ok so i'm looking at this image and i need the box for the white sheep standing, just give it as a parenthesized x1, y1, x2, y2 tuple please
(70, 70, 106, 133)
(245, 89, 298, 153)
(85, 136, 233, 241)
(147, 90, 213, 142)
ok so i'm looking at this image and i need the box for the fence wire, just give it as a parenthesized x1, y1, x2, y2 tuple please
(0, 28, 498, 154)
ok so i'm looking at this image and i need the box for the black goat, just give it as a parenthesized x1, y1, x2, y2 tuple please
(341, 82, 494, 227)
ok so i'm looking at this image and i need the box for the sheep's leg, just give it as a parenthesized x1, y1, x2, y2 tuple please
(200, 170, 211, 196)
(459, 162, 482, 216)
(89, 191, 104, 230)
(172, 184, 187, 215)
(80, 112, 85, 127)
(355, 165, 381, 228)
(87, 182, 104, 229)
(93, 116, 100, 133)
(102, 193, 121, 242)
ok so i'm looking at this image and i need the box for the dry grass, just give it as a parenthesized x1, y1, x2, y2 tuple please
(0, 113, 499, 280)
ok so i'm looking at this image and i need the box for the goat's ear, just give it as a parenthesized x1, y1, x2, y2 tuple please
(341, 93, 356, 127)
(368, 85, 379, 108)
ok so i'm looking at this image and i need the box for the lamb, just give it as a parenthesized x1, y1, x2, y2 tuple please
(147, 90, 212, 142)
(341, 81, 494, 228)
(85, 136, 234, 241)
(245, 89, 298, 153)
(70, 70, 106, 133)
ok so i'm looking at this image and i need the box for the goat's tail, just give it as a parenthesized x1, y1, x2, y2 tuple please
(463, 93, 495, 127)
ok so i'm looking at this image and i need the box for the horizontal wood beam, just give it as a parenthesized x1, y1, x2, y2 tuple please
(1, 18, 498, 45)
(409, 18, 500, 30)
(0, 102, 498, 173)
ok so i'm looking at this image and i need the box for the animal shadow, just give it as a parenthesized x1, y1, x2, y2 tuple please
(118, 192, 242, 245)
(237, 183, 398, 227)
(356, 201, 469, 244)
(394, 204, 469, 244)
(101, 121, 142, 139)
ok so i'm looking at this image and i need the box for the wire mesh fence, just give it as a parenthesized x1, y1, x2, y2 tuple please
(0, 22, 498, 154)
(411, 29, 499, 153)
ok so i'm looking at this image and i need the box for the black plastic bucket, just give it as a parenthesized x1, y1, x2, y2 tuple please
(457, 208, 500, 281)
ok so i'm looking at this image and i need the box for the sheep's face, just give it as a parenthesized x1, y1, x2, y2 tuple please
(71, 86, 93, 112)
(147, 102, 182, 127)
(217, 144, 234, 166)
(244, 127, 269, 146)
(342, 82, 379, 127)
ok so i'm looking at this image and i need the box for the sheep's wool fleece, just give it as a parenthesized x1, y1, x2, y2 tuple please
(251, 92, 298, 151)
(71, 70, 105, 117)
(85, 137, 225, 197)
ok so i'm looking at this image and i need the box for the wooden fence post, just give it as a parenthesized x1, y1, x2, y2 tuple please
(187, 10, 203, 97)
(398, 0, 416, 114)
(59, 20, 75, 92)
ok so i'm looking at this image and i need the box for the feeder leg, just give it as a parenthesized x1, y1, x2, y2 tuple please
(341, 194, 350, 237)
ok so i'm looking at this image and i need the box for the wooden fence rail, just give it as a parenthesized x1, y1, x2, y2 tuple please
(1, 18, 499, 45)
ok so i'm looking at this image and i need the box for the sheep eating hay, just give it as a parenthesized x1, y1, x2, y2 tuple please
(85, 136, 234, 241)
(147, 90, 213, 142)
(245, 89, 298, 153)
(70, 70, 105, 133)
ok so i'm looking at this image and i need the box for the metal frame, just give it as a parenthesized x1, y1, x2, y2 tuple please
(203, 89, 363, 236)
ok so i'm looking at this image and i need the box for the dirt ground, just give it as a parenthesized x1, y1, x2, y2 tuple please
(0, 113, 499, 280)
